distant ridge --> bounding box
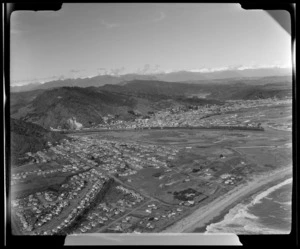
[11,67,292,92]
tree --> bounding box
[128,110,135,115]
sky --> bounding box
[10,3,292,86]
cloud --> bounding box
[152,11,166,23]
[109,67,125,76]
[187,64,292,73]
[141,64,151,74]
[96,68,107,75]
[134,64,164,75]
[135,64,151,74]
[11,75,70,86]
[100,19,121,29]
[70,69,82,73]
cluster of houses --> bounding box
[22,148,59,164]
[92,97,284,130]
[12,167,67,185]
[11,129,182,235]
[138,204,185,231]
[108,202,185,233]
[37,178,105,235]
[11,171,32,185]
[178,200,195,206]
[14,195,69,233]
[44,191,58,202]
[77,210,110,233]
[74,185,145,234]
[219,173,241,185]
[116,185,144,201]
[63,136,179,176]
[13,193,41,209]
[13,194,43,231]
[118,169,137,177]
[13,134,179,187]
[33,200,69,229]
[12,168,109,235]
[15,210,33,232]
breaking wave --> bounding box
[204,178,292,234]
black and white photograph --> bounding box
[6,2,295,246]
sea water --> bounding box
[204,178,292,234]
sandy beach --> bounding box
[161,166,292,233]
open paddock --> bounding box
[11,174,67,199]
[154,179,209,205]
[235,147,292,170]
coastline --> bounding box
[161,166,292,233]
[192,175,292,233]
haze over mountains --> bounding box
[11,67,292,92]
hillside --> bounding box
[12,87,139,129]
[10,89,45,116]
[11,86,182,129]
[204,81,292,100]
[117,78,292,101]
[109,80,203,96]
[10,77,292,130]
[10,118,66,166]
[10,83,223,130]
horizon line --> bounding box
[11,65,292,87]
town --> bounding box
[11,97,292,235]
[57,97,291,131]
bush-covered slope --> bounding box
[10,118,67,166]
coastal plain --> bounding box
[10,101,292,235]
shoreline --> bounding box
[192,175,293,233]
[161,166,292,233]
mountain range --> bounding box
[11,67,292,92]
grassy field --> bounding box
[11,175,67,199]
[235,147,292,169]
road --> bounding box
[233,145,277,149]
[108,174,173,207]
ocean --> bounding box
[202,178,292,234]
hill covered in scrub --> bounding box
[11,87,137,129]
[10,84,222,130]
[10,118,67,166]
